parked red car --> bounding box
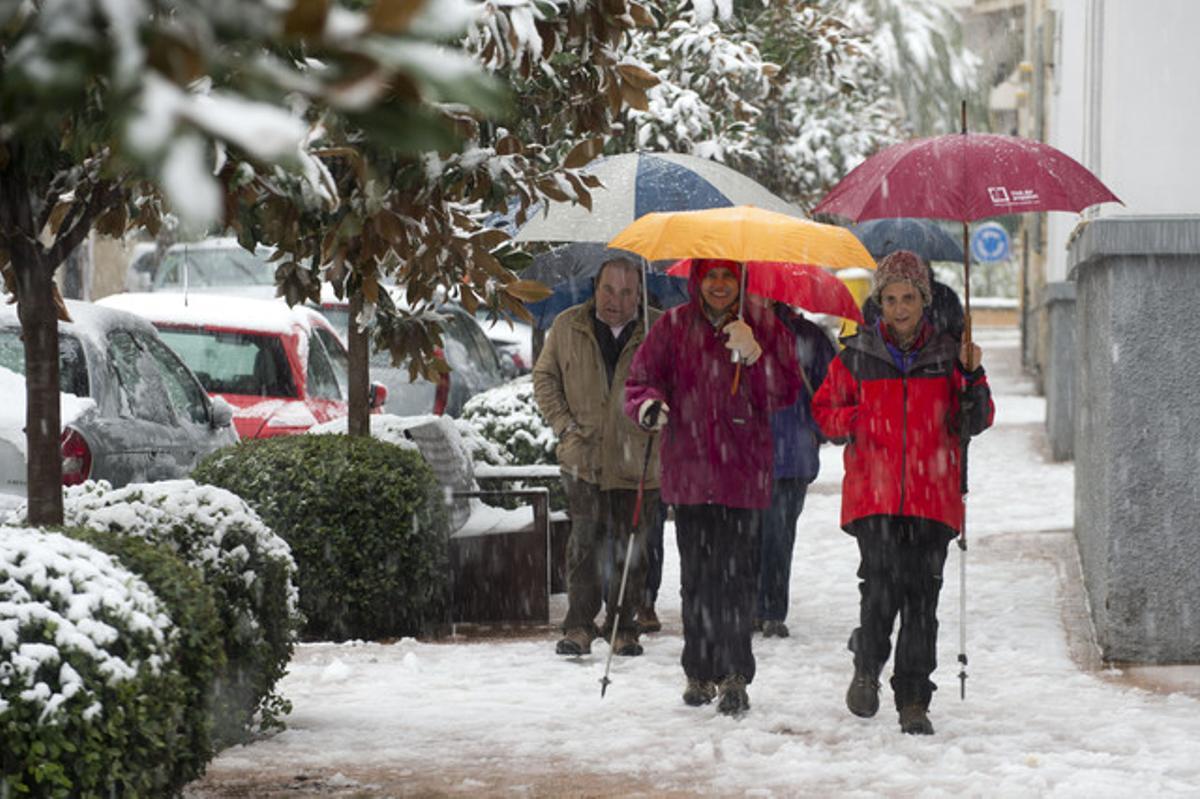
[98,293,386,439]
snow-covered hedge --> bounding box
[460,376,556,467]
[194,434,449,641]
[10,480,304,747]
[1,527,217,796]
[460,377,565,511]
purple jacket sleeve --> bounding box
[750,313,801,414]
[624,315,670,422]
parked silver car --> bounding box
[0,300,238,498]
[315,298,508,417]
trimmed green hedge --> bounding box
[1,526,217,797]
[194,434,450,641]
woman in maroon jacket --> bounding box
[625,259,800,716]
[813,250,994,735]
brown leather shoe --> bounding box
[637,605,662,633]
[612,629,644,657]
[555,627,593,656]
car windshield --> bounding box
[155,327,296,398]
[0,327,89,396]
[154,246,275,289]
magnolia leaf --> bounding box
[628,2,656,27]
[536,177,571,203]
[94,204,128,239]
[284,0,330,37]
[619,80,649,112]
[503,279,552,303]
[47,201,72,235]
[362,271,380,305]
[562,137,604,169]
[368,0,426,33]
[470,228,509,251]
[495,134,523,156]
[563,172,591,211]
[616,63,660,91]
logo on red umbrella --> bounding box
[988,186,1041,207]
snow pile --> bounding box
[0,527,173,721]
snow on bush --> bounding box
[459,376,556,466]
[0,527,198,795]
[11,479,304,746]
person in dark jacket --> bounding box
[861,259,964,338]
[625,259,800,717]
[755,303,835,638]
[813,250,994,735]
[534,257,662,658]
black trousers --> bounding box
[847,516,954,709]
[675,504,760,684]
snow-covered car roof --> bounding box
[0,298,164,351]
[97,292,334,335]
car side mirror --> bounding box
[210,396,234,428]
[368,381,389,411]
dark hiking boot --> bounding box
[846,668,881,718]
[555,627,593,656]
[898,704,934,735]
[717,675,750,717]
[637,605,662,633]
[762,620,790,638]
[613,629,644,657]
[682,679,717,707]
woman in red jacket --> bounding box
[813,250,993,735]
[625,258,800,717]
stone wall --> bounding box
[1069,216,1200,663]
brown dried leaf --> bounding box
[616,62,660,91]
[368,0,425,33]
[503,279,553,303]
[47,201,72,235]
[619,80,649,112]
[563,137,604,169]
[283,0,330,37]
[495,135,524,156]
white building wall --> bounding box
[1044,0,1200,282]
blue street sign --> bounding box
[970,222,1010,262]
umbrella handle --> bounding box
[731,362,741,395]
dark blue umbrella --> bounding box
[849,217,964,263]
[526,272,689,330]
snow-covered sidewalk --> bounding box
[188,328,1200,798]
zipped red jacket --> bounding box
[813,325,994,534]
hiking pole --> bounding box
[600,432,656,698]
[957,320,974,700]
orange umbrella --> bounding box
[610,206,875,393]
[607,205,875,269]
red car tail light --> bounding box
[61,427,93,486]
[433,347,450,416]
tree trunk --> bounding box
[346,290,370,437]
[0,163,64,526]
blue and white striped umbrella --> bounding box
[512,151,804,243]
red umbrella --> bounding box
[812,133,1120,223]
[813,107,1121,342]
[666,258,864,324]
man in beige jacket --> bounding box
[533,256,662,657]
